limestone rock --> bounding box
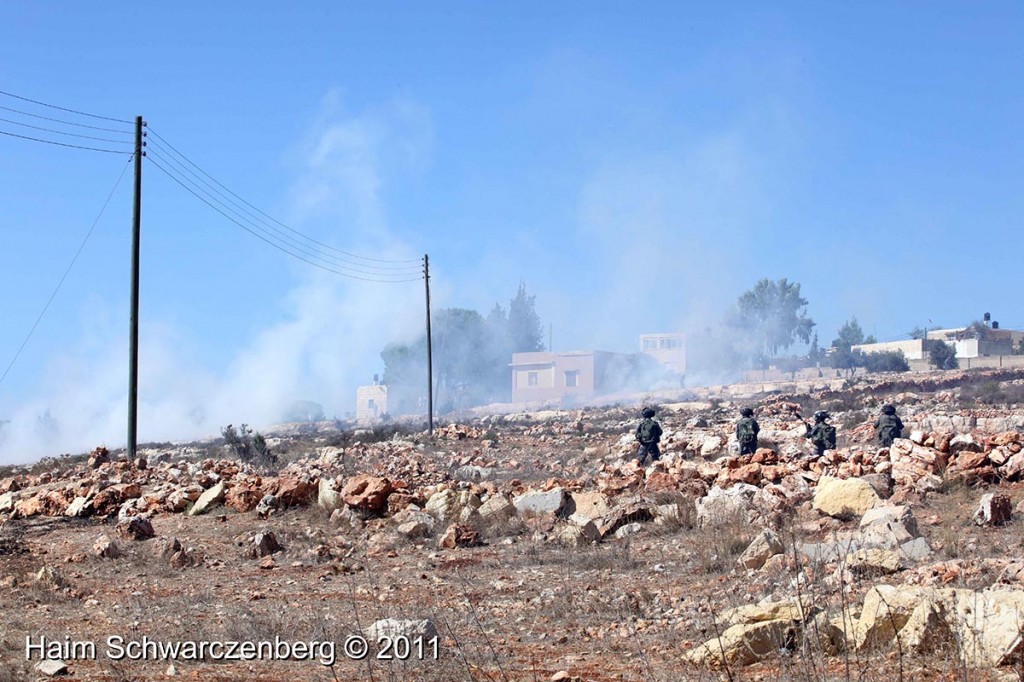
[513,488,571,517]
[696,484,757,528]
[365,618,438,641]
[738,529,784,570]
[477,494,517,526]
[35,660,68,676]
[846,548,902,576]
[859,505,920,549]
[812,476,879,520]
[187,482,226,516]
[93,535,121,559]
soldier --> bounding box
[805,410,837,458]
[635,406,663,465]
[736,407,760,455]
[874,404,904,447]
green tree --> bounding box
[833,318,865,348]
[732,278,815,358]
[863,350,909,373]
[929,340,958,370]
[508,282,544,352]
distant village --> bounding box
[355,320,1024,423]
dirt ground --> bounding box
[3,370,1024,682]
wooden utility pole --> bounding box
[127,116,144,462]
[423,254,433,435]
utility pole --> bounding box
[423,254,433,435]
[127,115,144,462]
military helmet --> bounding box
[814,410,829,422]
[882,404,896,415]
[740,407,754,417]
[642,407,656,418]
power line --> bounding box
[145,145,422,275]
[0,88,132,124]
[0,115,132,144]
[0,104,133,134]
[146,126,421,265]
[0,154,136,387]
[146,149,423,279]
[147,155,423,283]
[0,128,131,154]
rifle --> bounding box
[794,412,812,433]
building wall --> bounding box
[851,340,929,360]
[510,351,599,403]
[355,385,388,423]
[639,333,686,374]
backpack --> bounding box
[877,414,899,443]
[637,418,659,444]
[737,418,757,445]
[822,424,837,450]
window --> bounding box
[527,371,538,386]
[643,339,657,350]
[565,370,579,387]
[659,338,681,349]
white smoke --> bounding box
[0,93,430,464]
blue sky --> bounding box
[0,2,1022,460]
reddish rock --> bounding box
[729,463,762,486]
[88,446,110,469]
[386,491,419,515]
[116,516,155,541]
[935,433,953,454]
[644,471,681,492]
[990,431,1021,448]
[438,523,482,549]
[952,450,988,471]
[340,474,394,512]
[973,493,1012,526]
[751,448,779,465]
[225,484,262,513]
[273,478,316,507]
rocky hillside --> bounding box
[3,369,1024,681]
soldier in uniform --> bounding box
[874,404,904,447]
[736,407,760,455]
[805,410,837,458]
[635,406,663,465]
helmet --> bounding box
[882,404,896,415]
[814,410,829,422]
[740,407,754,417]
[642,407,656,418]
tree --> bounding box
[968,320,991,340]
[830,345,866,376]
[508,282,544,352]
[833,318,865,349]
[864,335,878,344]
[732,278,815,358]
[929,340,958,370]
[863,350,909,373]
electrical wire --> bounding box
[146,149,422,279]
[146,126,421,265]
[0,88,132,124]
[147,155,423,283]
[0,115,132,144]
[0,104,133,134]
[0,154,136,387]
[145,145,422,275]
[0,128,131,154]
